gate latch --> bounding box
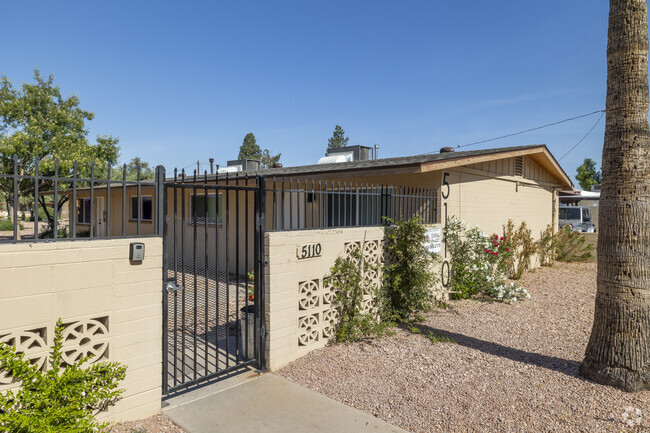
[165,282,184,293]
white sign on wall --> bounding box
[424,227,442,254]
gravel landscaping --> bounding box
[278,262,650,433]
[107,414,186,433]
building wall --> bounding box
[69,186,157,237]
[0,238,162,422]
[264,226,444,371]
[441,167,556,239]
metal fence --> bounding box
[267,177,437,231]
[162,169,265,394]
[0,155,162,243]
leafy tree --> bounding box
[580,0,650,392]
[0,69,120,232]
[238,133,262,160]
[237,133,281,169]
[112,157,155,181]
[261,149,281,169]
[327,125,349,151]
[575,158,602,191]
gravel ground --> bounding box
[107,414,186,433]
[278,262,650,433]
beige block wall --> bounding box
[264,225,444,371]
[264,227,384,371]
[0,238,162,423]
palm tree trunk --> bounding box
[580,0,650,391]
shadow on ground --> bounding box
[407,323,583,379]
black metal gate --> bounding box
[161,171,265,395]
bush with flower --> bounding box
[444,217,529,302]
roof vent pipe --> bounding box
[209,158,214,174]
[374,144,379,160]
[440,147,455,153]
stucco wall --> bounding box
[0,238,162,422]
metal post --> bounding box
[12,155,18,242]
[89,163,94,239]
[158,165,169,394]
[107,163,111,238]
[122,164,127,237]
[255,176,267,370]
[34,157,39,240]
[72,162,77,239]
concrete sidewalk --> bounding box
[164,372,409,433]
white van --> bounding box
[558,205,596,233]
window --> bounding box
[77,198,91,224]
[130,196,153,221]
[326,187,392,227]
[190,194,223,225]
[559,207,581,221]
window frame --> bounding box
[189,193,223,225]
[77,198,91,225]
[129,195,154,222]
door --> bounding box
[95,197,105,238]
[162,175,265,394]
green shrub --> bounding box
[537,224,559,266]
[0,219,24,231]
[444,217,529,302]
[0,319,127,432]
[39,226,69,239]
[29,206,52,222]
[383,217,440,321]
[503,219,536,279]
[325,248,390,342]
[555,225,595,262]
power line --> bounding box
[557,111,605,161]
[421,110,605,154]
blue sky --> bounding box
[2,1,610,186]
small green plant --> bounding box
[247,269,255,302]
[0,319,127,432]
[39,226,69,239]
[383,217,440,322]
[407,324,421,334]
[555,225,595,262]
[0,218,24,231]
[427,331,455,344]
[325,248,389,342]
[503,219,536,279]
[537,224,559,266]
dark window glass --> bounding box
[191,194,222,224]
[566,208,581,220]
[131,196,153,221]
[77,198,91,224]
